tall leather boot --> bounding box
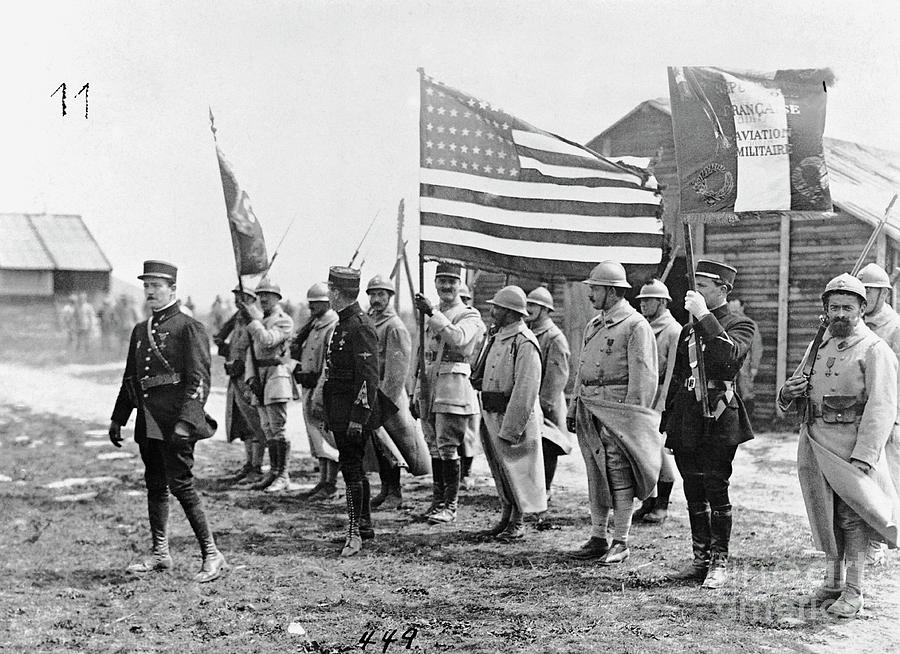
[226,440,255,482]
[309,459,339,500]
[237,440,265,486]
[381,465,403,510]
[644,481,674,524]
[429,458,460,524]
[251,441,279,490]
[180,495,226,583]
[359,476,375,540]
[632,495,656,521]
[370,457,393,508]
[671,502,710,580]
[128,495,173,573]
[703,504,732,589]
[497,506,525,542]
[420,458,445,518]
[266,440,292,493]
[341,481,363,557]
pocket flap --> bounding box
[822,395,858,410]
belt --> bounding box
[139,373,182,390]
[425,351,468,363]
[255,358,285,368]
[683,379,735,391]
[581,378,628,387]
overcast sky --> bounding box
[3,0,898,306]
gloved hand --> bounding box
[229,360,245,379]
[348,421,363,438]
[409,395,420,420]
[684,290,710,320]
[248,377,263,400]
[239,300,264,322]
[414,293,433,317]
[565,416,576,433]
[108,421,123,448]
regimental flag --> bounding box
[668,66,833,215]
[213,134,269,278]
[418,72,663,280]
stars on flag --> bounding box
[419,80,520,179]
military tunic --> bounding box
[531,316,572,454]
[479,321,547,513]
[244,304,296,406]
[292,309,340,461]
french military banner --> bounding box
[668,66,833,214]
[418,70,663,280]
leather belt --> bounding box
[425,351,468,363]
[255,358,284,368]
[140,373,182,390]
[581,378,628,387]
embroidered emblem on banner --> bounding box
[691,163,734,206]
[791,155,829,202]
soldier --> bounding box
[457,283,481,489]
[524,286,572,502]
[414,263,487,524]
[108,260,225,583]
[727,298,763,420]
[240,277,298,493]
[323,266,382,556]
[634,279,682,524]
[366,275,413,510]
[214,285,266,485]
[856,262,900,567]
[475,286,546,540]
[664,260,755,589]
[566,261,661,565]
[779,273,899,617]
[291,282,341,500]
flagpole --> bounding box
[682,220,712,418]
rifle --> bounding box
[659,245,682,283]
[800,193,897,423]
[348,210,381,268]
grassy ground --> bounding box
[2,402,898,653]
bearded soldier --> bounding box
[414,263,487,524]
[664,260,755,589]
[291,283,341,501]
[525,286,572,502]
[323,266,382,556]
[566,261,661,565]
[779,274,899,617]
[634,279,682,524]
[366,274,413,510]
[856,262,900,567]
[476,286,546,541]
[109,260,225,583]
[241,278,298,493]
[214,285,266,485]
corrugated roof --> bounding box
[0,214,55,269]
[594,99,900,238]
[0,214,111,272]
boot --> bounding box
[181,496,226,583]
[543,452,558,497]
[670,502,710,580]
[236,441,265,486]
[341,481,363,557]
[794,586,843,609]
[237,465,264,486]
[496,507,525,542]
[826,588,863,618]
[702,505,732,589]
[644,481,674,524]
[309,459,338,501]
[428,458,459,524]
[632,497,656,522]
[598,539,630,565]
[478,504,512,538]
[359,476,375,540]
[420,458,445,518]
[250,441,279,490]
[265,440,292,493]
[460,456,475,491]
[128,496,173,573]
[300,457,328,498]
[225,462,253,484]
[370,463,392,508]
[568,537,608,560]
[866,539,887,567]
[372,465,402,510]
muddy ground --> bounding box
[1,349,899,653]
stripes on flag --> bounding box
[419,73,663,280]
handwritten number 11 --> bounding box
[52,83,89,118]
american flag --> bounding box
[418,72,663,280]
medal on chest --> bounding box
[605,338,615,355]
[824,356,836,376]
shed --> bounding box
[587,99,900,425]
[0,214,112,297]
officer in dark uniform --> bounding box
[663,259,755,590]
[108,260,226,583]
[323,266,382,557]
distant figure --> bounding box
[209,295,228,333]
[184,296,196,316]
[727,298,762,420]
[60,295,77,346]
[116,295,143,350]
[97,296,120,350]
[74,293,97,353]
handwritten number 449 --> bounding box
[358,627,418,652]
[52,83,89,118]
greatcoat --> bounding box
[479,321,547,513]
[649,309,681,414]
[866,302,900,492]
[220,313,264,443]
[292,309,340,460]
[530,316,573,454]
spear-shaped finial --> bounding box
[209,107,217,141]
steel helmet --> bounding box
[526,286,555,311]
[306,282,330,303]
[856,263,891,289]
[366,274,395,294]
[487,285,528,316]
[254,277,282,298]
[636,279,672,301]
[582,261,631,288]
[459,283,472,300]
[822,273,867,304]
[231,284,257,300]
